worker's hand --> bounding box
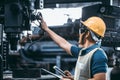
[40,16,49,31]
[61,76,74,80]
[61,70,74,80]
[61,78,72,80]
[64,70,72,76]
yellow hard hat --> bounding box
[81,16,106,37]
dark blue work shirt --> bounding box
[71,43,108,77]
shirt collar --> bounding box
[81,43,100,55]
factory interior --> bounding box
[0,0,120,80]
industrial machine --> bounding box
[0,0,120,80]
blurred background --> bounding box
[0,0,120,80]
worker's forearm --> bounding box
[45,28,72,54]
[45,28,69,46]
[40,18,72,55]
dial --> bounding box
[100,6,106,13]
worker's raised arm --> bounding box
[40,17,72,55]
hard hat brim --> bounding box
[80,20,104,37]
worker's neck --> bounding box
[83,41,95,48]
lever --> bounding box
[53,66,66,76]
[41,68,62,79]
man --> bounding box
[40,16,108,80]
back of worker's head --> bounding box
[80,16,106,42]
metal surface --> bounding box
[44,0,109,4]
[41,68,62,79]
[44,0,110,8]
[53,66,65,76]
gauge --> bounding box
[100,6,106,13]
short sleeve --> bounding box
[91,49,108,77]
[70,46,82,57]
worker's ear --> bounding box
[85,31,90,38]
